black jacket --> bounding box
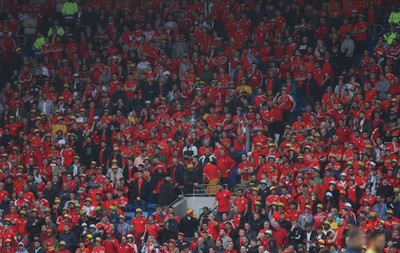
[302,78,318,98]
[244,229,257,240]
[227,228,239,242]
[97,147,112,168]
[163,218,179,241]
[170,164,185,186]
[377,185,394,199]
[157,182,178,206]
[249,218,265,232]
[59,231,78,252]
[288,226,305,246]
[178,216,199,237]
[26,216,43,237]
[358,118,372,135]
[80,141,97,166]
[304,230,318,244]
[248,246,259,253]
[131,178,150,199]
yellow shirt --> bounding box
[326,220,339,230]
[237,85,252,97]
[52,123,67,135]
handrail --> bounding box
[169,187,185,208]
[188,183,228,196]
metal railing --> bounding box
[168,187,185,207]
[188,183,228,196]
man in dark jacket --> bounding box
[80,136,97,166]
[59,223,78,252]
[97,141,112,168]
[157,177,178,206]
[178,208,198,237]
[32,241,45,253]
[26,208,44,242]
[249,213,265,232]
[131,170,149,211]
[288,220,305,246]
[302,72,318,106]
[170,158,185,187]
[163,212,179,242]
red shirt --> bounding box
[354,21,367,41]
[131,216,147,234]
[233,197,248,213]
[203,163,219,180]
[102,238,119,253]
[215,189,232,212]
[314,212,328,227]
[217,156,236,178]
[147,223,161,239]
[118,243,135,253]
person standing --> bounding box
[157,177,178,206]
[340,33,355,70]
[26,208,44,242]
[212,183,232,221]
[38,93,54,115]
[178,208,198,238]
[131,170,149,211]
[61,0,78,27]
[276,87,296,124]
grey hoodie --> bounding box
[341,38,355,57]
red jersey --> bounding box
[215,189,232,212]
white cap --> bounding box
[329,181,336,185]
[325,192,333,197]
[344,203,352,208]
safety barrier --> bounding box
[189,183,228,196]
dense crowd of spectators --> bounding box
[0,0,400,253]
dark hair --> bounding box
[369,230,384,240]
[268,238,278,253]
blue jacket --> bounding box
[373,203,388,220]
